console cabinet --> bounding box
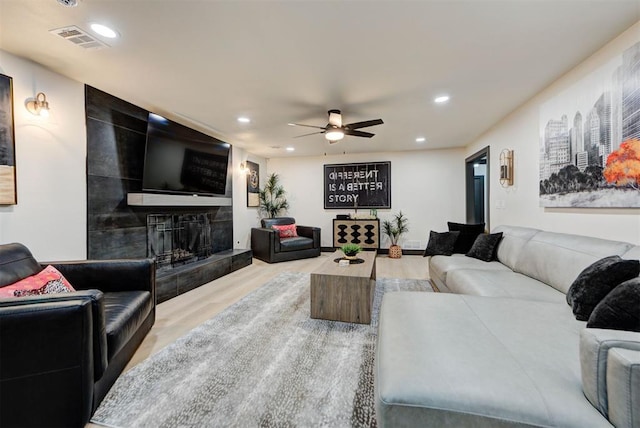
[333,219,380,250]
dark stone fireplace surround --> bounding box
[85,86,251,303]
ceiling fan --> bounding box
[289,109,383,144]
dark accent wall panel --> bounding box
[85,85,234,261]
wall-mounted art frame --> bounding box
[246,160,259,207]
[0,74,16,205]
[324,161,391,209]
[539,40,640,208]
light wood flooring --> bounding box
[86,253,428,427]
[126,253,429,371]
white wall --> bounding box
[267,149,466,249]
[466,22,640,245]
[0,50,86,260]
[232,145,267,249]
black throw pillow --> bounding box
[423,231,460,257]
[587,277,640,332]
[447,222,485,254]
[566,256,640,321]
[466,232,503,262]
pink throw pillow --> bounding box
[272,223,298,238]
[0,265,76,298]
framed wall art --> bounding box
[324,161,391,209]
[246,160,259,207]
[539,40,640,208]
[0,74,16,205]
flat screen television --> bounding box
[142,113,231,197]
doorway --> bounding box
[465,146,490,230]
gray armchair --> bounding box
[251,217,321,263]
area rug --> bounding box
[91,272,432,428]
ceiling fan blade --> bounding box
[328,109,342,127]
[344,129,375,138]
[288,123,326,130]
[344,119,384,130]
[294,131,325,138]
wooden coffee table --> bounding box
[310,250,377,324]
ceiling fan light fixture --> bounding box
[325,129,344,142]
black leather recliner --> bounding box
[251,217,321,263]
[0,243,155,428]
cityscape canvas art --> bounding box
[539,41,640,208]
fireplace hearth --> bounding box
[147,213,213,271]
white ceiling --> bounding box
[1,0,639,158]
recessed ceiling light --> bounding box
[286,147,295,152]
[416,137,426,143]
[90,23,118,39]
[434,95,450,104]
[237,117,250,123]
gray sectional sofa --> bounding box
[376,225,640,427]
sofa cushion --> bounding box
[377,293,609,427]
[587,277,640,332]
[566,256,639,321]
[514,231,634,295]
[447,222,485,254]
[622,245,640,261]
[429,254,510,289]
[0,265,76,298]
[423,231,460,257]
[445,269,566,303]
[271,223,298,238]
[466,232,503,262]
[279,236,314,252]
[492,225,541,270]
[103,291,153,361]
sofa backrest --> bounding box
[513,232,634,295]
[0,243,42,288]
[622,245,640,261]
[261,217,295,228]
[492,225,541,271]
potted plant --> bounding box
[341,243,362,260]
[382,211,409,259]
[259,173,290,218]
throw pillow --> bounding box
[587,277,640,332]
[271,223,298,239]
[447,222,485,254]
[566,256,640,321]
[466,232,503,262]
[423,231,460,257]
[0,265,76,298]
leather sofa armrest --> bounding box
[296,225,321,248]
[251,227,280,261]
[580,328,640,417]
[44,258,156,303]
[0,297,95,426]
[0,290,108,381]
[606,347,640,428]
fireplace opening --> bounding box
[147,213,213,271]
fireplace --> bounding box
[147,213,213,271]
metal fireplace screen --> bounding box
[147,213,212,270]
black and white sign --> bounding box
[324,162,391,209]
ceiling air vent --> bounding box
[49,25,108,50]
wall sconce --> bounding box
[26,92,50,117]
[499,149,514,187]
[239,162,250,174]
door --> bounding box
[465,147,489,229]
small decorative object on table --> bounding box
[341,243,362,260]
